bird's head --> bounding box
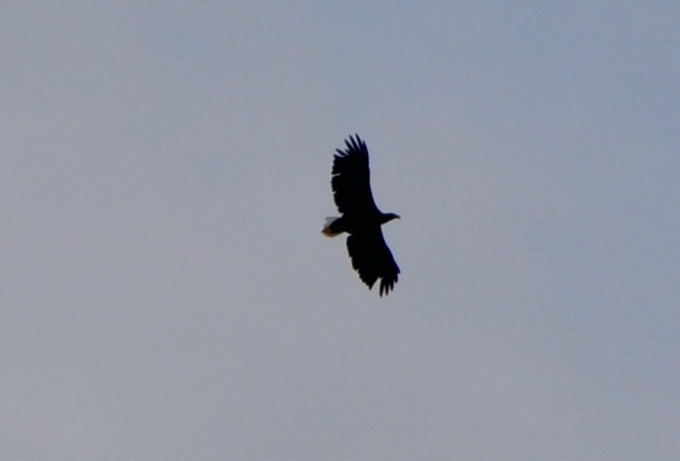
[381,212,401,225]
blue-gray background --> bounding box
[2,2,678,460]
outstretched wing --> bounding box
[346,229,400,296]
[331,134,379,217]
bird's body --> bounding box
[322,135,400,296]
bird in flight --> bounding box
[322,134,401,296]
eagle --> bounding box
[322,134,401,296]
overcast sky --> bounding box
[2,2,679,460]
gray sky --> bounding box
[2,2,679,460]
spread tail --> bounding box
[321,217,342,237]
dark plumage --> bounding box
[322,135,400,296]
